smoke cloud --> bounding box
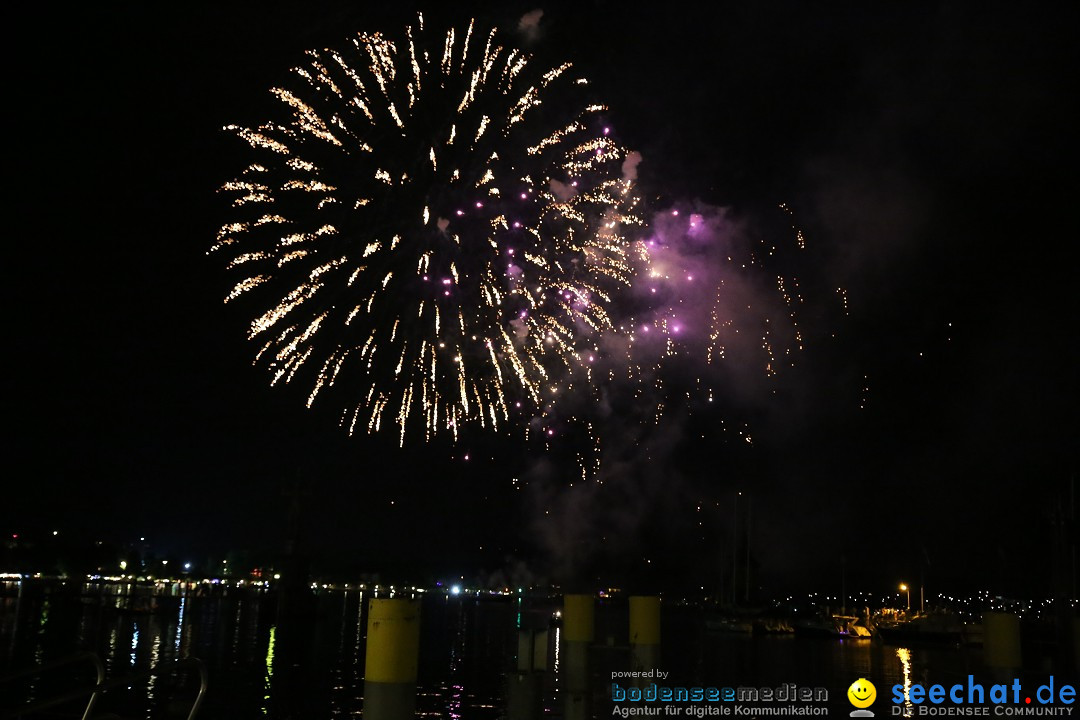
[517,9,544,43]
[525,199,844,586]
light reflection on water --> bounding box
[262,624,275,716]
[175,596,185,653]
[897,647,915,716]
[0,581,1019,719]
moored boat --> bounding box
[794,614,871,639]
[875,612,964,646]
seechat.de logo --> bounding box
[849,678,877,717]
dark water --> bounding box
[0,581,1068,719]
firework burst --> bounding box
[213,14,641,444]
[532,201,823,484]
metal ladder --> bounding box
[0,652,206,720]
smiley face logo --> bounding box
[847,678,876,709]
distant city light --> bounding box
[450,584,461,596]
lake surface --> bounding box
[0,580,1068,718]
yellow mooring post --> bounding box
[563,594,595,720]
[507,628,546,720]
[364,598,421,720]
[983,611,1022,675]
[1073,615,1080,674]
[629,595,661,680]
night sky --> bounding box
[6,3,1076,596]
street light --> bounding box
[899,583,911,611]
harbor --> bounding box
[1,577,1075,718]
[4,3,1076,718]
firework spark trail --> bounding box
[532,202,817,481]
[622,205,808,393]
[214,14,641,444]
